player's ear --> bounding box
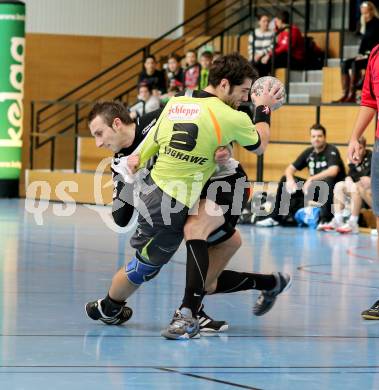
[112,118,121,131]
[220,78,230,92]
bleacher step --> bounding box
[327,58,340,67]
[289,70,323,83]
[289,82,322,96]
[343,45,359,59]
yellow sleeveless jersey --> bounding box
[138,95,260,207]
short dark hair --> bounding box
[138,82,152,93]
[88,101,134,127]
[200,50,213,60]
[257,13,270,20]
[310,123,327,136]
[144,55,156,63]
[277,10,289,24]
[168,53,181,62]
[208,52,258,88]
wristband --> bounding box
[254,105,271,125]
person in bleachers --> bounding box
[129,83,161,119]
[273,10,305,70]
[248,14,274,76]
[318,136,372,233]
[334,1,379,103]
[138,55,167,95]
[166,54,184,91]
[198,51,213,89]
[184,49,201,89]
[256,124,345,227]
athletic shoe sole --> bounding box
[162,331,201,340]
[362,314,379,320]
[200,324,229,333]
[84,303,132,325]
[254,274,292,316]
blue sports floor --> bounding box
[0,199,378,389]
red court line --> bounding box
[346,246,378,262]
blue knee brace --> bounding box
[125,256,162,285]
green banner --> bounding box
[0,2,25,179]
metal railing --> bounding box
[29,0,351,172]
[30,0,255,170]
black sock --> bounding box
[213,270,276,293]
[181,240,209,316]
[101,294,124,317]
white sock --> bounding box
[349,215,359,224]
[334,213,343,224]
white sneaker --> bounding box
[371,229,378,236]
[336,221,359,234]
[317,218,341,231]
[255,217,279,227]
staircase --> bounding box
[288,36,360,104]
[26,0,354,203]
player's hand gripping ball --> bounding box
[251,76,286,111]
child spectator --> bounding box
[138,55,167,95]
[273,10,305,70]
[184,49,201,90]
[249,14,274,76]
[166,54,184,91]
[198,51,213,89]
[129,83,161,119]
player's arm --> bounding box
[285,164,297,181]
[348,51,377,163]
[348,106,376,162]
[111,177,135,227]
[284,148,309,193]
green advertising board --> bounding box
[0,1,25,183]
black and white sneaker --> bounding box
[253,272,292,316]
[85,299,133,325]
[362,300,379,320]
[198,305,229,333]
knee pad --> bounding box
[125,255,162,285]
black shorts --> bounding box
[201,165,251,246]
[130,175,189,266]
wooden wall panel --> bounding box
[309,32,340,58]
[275,68,286,85]
[25,170,113,205]
[320,106,376,143]
[270,106,318,142]
[21,33,173,195]
[322,67,343,103]
[184,0,227,35]
[262,143,307,182]
[238,35,249,59]
[77,137,113,172]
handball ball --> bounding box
[251,76,286,111]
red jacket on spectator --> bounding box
[361,43,379,138]
[274,25,304,61]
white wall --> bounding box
[23,0,184,38]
